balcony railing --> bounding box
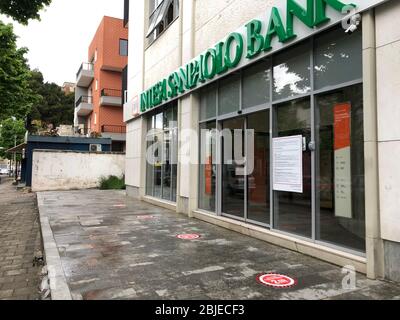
[76,62,94,78]
[101,125,127,134]
[75,96,93,107]
[101,88,122,98]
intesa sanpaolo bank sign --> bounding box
[139,0,388,114]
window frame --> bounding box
[119,39,129,56]
[196,24,365,256]
[146,0,179,46]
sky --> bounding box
[0,0,125,85]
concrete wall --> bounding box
[194,0,273,55]
[125,117,144,190]
[375,0,400,282]
[31,150,125,192]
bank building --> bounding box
[122,0,400,283]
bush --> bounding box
[99,175,126,190]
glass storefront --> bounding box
[146,102,178,202]
[198,25,365,253]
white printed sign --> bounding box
[334,103,352,218]
[273,135,303,194]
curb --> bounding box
[36,193,73,300]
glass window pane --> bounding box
[145,102,178,202]
[243,60,270,109]
[146,134,155,196]
[221,117,245,218]
[153,129,163,198]
[162,130,172,201]
[247,111,271,225]
[273,98,312,238]
[218,73,240,116]
[155,112,163,129]
[119,39,128,56]
[200,84,217,121]
[163,107,174,129]
[315,84,365,252]
[314,27,362,90]
[199,121,217,212]
[273,43,311,101]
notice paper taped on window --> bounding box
[273,135,303,194]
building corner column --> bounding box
[362,9,384,280]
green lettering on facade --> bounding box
[215,41,228,75]
[245,19,265,59]
[315,0,356,25]
[225,33,244,68]
[286,0,314,40]
[198,54,206,83]
[168,73,178,98]
[139,0,358,113]
[188,60,200,89]
[203,48,217,80]
[264,7,289,51]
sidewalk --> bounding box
[0,180,42,300]
[37,189,400,300]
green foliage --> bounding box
[99,176,126,190]
[0,0,52,25]
[0,118,26,159]
[0,20,38,122]
[28,69,74,131]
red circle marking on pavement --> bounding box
[176,234,201,240]
[256,274,297,289]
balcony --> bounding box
[75,96,93,116]
[101,125,126,142]
[100,88,123,107]
[76,63,94,87]
[101,125,126,134]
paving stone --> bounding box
[0,290,14,299]
[36,189,400,300]
[0,181,42,300]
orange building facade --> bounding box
[74,16,128,151]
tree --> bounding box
[0,0,52,25]
[28,69,75,130]
[0,21,38,122]
[0,118,26,159]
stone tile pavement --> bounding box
[37,189,400,300]
[0,179,42,300]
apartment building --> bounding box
[61,82,75,95]
[74,16,128,152]
[124,0,400,283]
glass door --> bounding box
[246,110,271,226]
[221,117,245,219]
[220,110,271,225]
[273,98,313,238]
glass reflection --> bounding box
[199,121,217,212]
[314,27,362,90]
[218,73,240,116]
[243,60,270,109]
[273,43,311,101]
[145,104,178,202]
[222,118,245,218]
[274,98,312,238]
[247,111,271,225]
[315,84,365,252]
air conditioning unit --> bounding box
[89,144,102,152]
